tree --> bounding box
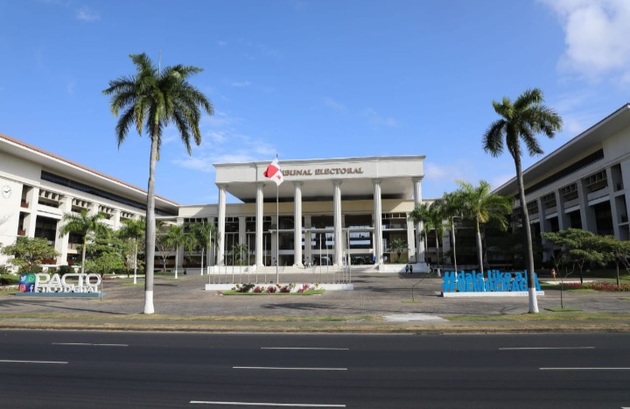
[164,224,186,279]
[542,229,603,284]
[59,210,108,274]
[409,200,447,268]
[103,53,213,314]
[442,190,467,272]
[598,235,630,289]
[455,180,511,275]
[409,202,432,258]
[1,237,58,272]
[190,222,215,275]
[542,229,604,308]
[154,222,174,273]
[118,218,145,284]
[483,88,562,313]
[85,226,126,276]
[229,242,249,266]
[388,238,408,263]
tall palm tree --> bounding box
[118,218,145,284]
[59,210,108,274]
[103,53,213,314]
[483,88,562,313]
[455,180,511,275]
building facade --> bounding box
[494,103,630,262]
[0,133,179,268]
[0,132,428,272]
[179,156,427,270]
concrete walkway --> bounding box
[1,273,629,332]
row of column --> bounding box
[215,178,426,267]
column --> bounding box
[238,216,247,265]
[412,177,425,263]
[373,179,383,265]
[217,184,227,266]
[55,195,73,265]
[24,187,39,237]
[577,179,595,233]
[537,197,550,263]
[255,183,264,267]
[304,215,312,266]
[293,182,303,267]
[555,190,568,231]
[333,180,343,266]
[605,167,621,239]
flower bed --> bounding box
[557,281,630,292]
[228,282,321,294]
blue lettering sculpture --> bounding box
[442,270,541,293]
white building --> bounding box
[0,133,178,269]
[180,156,427,271]
[493,103,630,261]
[1,132,428,272]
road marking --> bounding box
[500,346,595,350]
[0,359,68,365]
[261,347,349,351]
[53,342,128,347]
[190,401,345,407]
[234,366,347,371]
[540,367,630,371]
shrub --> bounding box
[58,265,75,276]
[589,281,630,292]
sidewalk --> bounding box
[1,273,629,333]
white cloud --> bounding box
[230,80,251,87]
[76,6,99,22]
[540,0,630,81]
[322,97,346,113]
[364,108,398,128]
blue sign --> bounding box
[442,270,541,293]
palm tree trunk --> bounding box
[476,220,484,275]
[143,133,158,314]
[515,157,539,313]
[81,237,87,274]
[175,245,179,279]
[200,247,205,275]
[133,242,138,285]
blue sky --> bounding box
[1,0,630,205]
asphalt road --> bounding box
[1,331,630,408]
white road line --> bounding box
[52,342,128,347]
[261,347,349,351]
[190,401,345,407]
[234,366,347,371]
[540,367,630,371]
[500,346,595,351]
[0,359,68,365]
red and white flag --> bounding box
[263,157,284,186]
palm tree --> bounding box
[441,191,466,273]
[103,53,213,314]
[388,238,408,263]
[409,200,446,268]
[164,224,186,279]
[455,180,511,275]
[59,210,108,274]
[190,222,215,275]
[483,88,562,313]
[118,218,145,284]
[230,242,249,266]
[409,202,432,257]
